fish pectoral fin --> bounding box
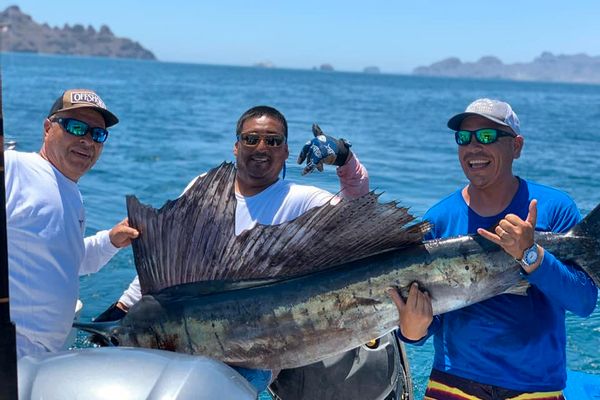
[502,280,530,296]
[73,321,120,346]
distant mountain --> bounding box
[0,5,155,60]
[413,52,600,84]
[254,61,275,68]
[363,66,380,74]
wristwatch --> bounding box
[516,243,539,268]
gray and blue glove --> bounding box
[297,123,352,175]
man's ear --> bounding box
[513,135,524,159]
[43,118,52,138]
[233,141,239,157]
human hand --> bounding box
[477,200,543,272]
[297,123,352,175]
[109,218,139,248]
[387,282,432,341]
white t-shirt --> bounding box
[118,178,334,307]
[234,178,333,235]
[4,151,119,357]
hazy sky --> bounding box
[3,0,600,73]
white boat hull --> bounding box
[18,347,257,399]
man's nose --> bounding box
[255,137,270,150]
[469,140,484,149]
[79,132,95,145]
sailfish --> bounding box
[79,162,600,370]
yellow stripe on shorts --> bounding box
[425,378,564,400]
[506,391,563,400]
[425,379,484,400]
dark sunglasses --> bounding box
[455,128,516,146]
[52,117,109,144]
[238,133,286,147]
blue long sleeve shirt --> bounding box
[402,178,598,392]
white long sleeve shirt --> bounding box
[5,151,119,357]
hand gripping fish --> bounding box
[77,163,600,370]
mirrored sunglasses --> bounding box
[52,117,109,144]
[455,128,516,146]
[238,133,286,147]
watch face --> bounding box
[525,248,538,264]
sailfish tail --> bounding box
[568,203,600,287]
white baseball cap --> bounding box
[447,98,521,135]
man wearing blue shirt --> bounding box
[389,98,598,399]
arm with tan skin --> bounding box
[478,199,597,316]
[387,283,434,341]
[477,199,542,273]
[80,218,139,276]
[108,218,140,248]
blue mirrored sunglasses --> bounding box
[52,117,109,143]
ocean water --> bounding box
[2,52,599,398]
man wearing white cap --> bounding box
[4,89,139,357]
[389,99,598,399]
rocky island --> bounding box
[413,52,600,84]
[0,5,155,60]
[319,64,335,71]
[363,66,380,74]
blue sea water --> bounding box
[2,52,599,398]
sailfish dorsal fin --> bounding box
[127,162,237,294]
[127,162,430,295]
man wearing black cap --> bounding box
[112,105,369,316]
[96,105,383,394]
[389,98,598,399]
[4,89,139,357]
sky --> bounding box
[3,0,600,73]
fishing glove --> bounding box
[297,123,352,175]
